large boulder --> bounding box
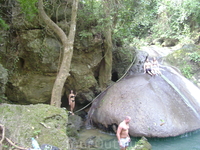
[89,66,200,137]
[0,104,69,149]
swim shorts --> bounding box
[119,137,130,148]
[146,68,151,72]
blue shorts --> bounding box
[119,137,130,148]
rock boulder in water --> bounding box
[89,66,200,137]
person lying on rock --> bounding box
[143,58,155,76]
[68,90,77,115]
[116,116,131,150]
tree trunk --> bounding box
[99,0,113,89]
[38,0,79,107]
[99,28,113,89]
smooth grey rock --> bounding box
[89,66,200,137]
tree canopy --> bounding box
[76,0,200,46]
[14,0,200,46]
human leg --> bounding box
[147,71,153,76]
[120,147,125,150]
[145,69,152,76]
[71,102,75,114]
[147,70,154,76]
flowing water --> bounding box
[79,128,200,150]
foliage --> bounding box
[0,18,9,30]
[78,0,157,45]
[181,62,193,79]
[188,52,200,63]
[102,0,200,46]
[79,30,93,40]
[17,0,38,20]
[67,0,200,46]
[33,129,41,138]
[77,0,104,37]
[0,96,7,103]
[4,0,200,47]
[115,0,157,38]
[151,0,200,39]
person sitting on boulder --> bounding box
[151,57,161,75]
[143,58,155,76]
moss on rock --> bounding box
[165,44,200,87]
[129,137,152,150]
[0,104,69,149]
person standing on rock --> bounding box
[116,116,131,150]
[68,90,76,115]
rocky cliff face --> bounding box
[0,0,135,106]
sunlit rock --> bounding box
[89,66,200,137]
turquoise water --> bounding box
[79,129,200,150]
[148,130,200,150]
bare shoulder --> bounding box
[118,121,125,128]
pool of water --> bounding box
[149,130,200,150]
[78,128,200,150]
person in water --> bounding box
[116,116,131,150]
[68,90,77,115]
[143,58,155,76]
[151,57,161,75]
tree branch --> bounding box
[0,124,27,150]
[6,137,27,150]
[0,124,5,144]
[38,0,68,45]
[68,0,79,42]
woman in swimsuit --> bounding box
[68,90,76,115]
